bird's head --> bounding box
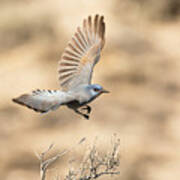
[88,84,109,98]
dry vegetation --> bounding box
[37,135,120,180]
[0,0,180,179]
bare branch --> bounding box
[65,134,120,180]
[36,135,120,180]
[37,137,86,180]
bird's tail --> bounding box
[12,89,66,113]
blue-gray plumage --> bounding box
[12,15,108,119]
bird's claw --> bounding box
[81,105,91,114]
[83,114,89,120]
[74,108,90,120]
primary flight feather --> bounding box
[12,15,109,119]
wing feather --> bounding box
[77,27,88,46]
[58,14,105,91]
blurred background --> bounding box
[0,0,180,179]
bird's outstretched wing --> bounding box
[58,14,105,91]
[12,89,74,113]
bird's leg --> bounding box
[74,109,89,120]
[81,105,91,114]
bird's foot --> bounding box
[74,109,90,120]
[83,114,89,120]
[81,105,91,114]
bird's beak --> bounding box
[101,89,110,93]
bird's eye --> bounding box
[94,88,100,92]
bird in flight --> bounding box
[12,14,109,119]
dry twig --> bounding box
[65,134,120,180]
[36,138,86,180]
[35,135,120,180]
